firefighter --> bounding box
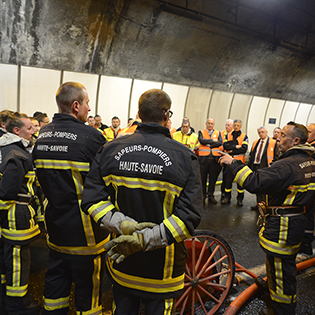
[0,112,42,315]
[81,89,202,315]
[33,82,107,315]
[222,119,249,206]
[198,118,222,204]
[219,121,315,315]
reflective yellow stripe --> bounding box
[72,169,95,246]
[270,288,296,304]
[35,159,90,172]
[283,183,315,204]
[259,226,300,255]
[225,188,232,192]
[91,255,101,311]
[163,243,175,280]
[88,200,115,223]
[164,299,174,315]
[1,274,6,284]
[106,258,184,293]
[6,284,28,297]
[163,215,191,242]
[235,166,253,186]
[1,225,41,241]
[9,204,16,230]
[76,305,103,315]
[274,257,283,295]
[47,235,109,255]
[237,189,244,193]
[279,216,288,245]
[44,296,69,311]
[163,192,175,219]
[103,175,182,196]
[25,170,36,196]
[0,199,13,210]
[13,246,21,288]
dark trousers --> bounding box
[223,166,244,201]
[266,253,297,315]
[42,249,105,314]
[302,209,314,244]
[2,242,32,312]
[199,155,221,198]
[113,284,175,315]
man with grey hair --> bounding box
[248,126,279,210]
[222,119,249,206]
[198,118,222,203]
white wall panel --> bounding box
[229,93,253,135]
[247,96,270,149]
[185,87,212,132]
[264,99,285,134]
[63,71,99,117]
[98,76,132,128]
[208,90,233,132]
[162,83,188,130]
[129,80,162,123]
[295,103,312,125]
[20,66,61,119]
[279,101,299,128]
[307,105,315,124]
[0,64,18,111]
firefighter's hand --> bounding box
[218,151,234,166]
[105,233,144,264]
[120,221,156,235]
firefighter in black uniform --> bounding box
[0,112,42,315]
[219,121,315,315]
[299,123,315,255]
[81,89,202,315]
[33,82,107,315]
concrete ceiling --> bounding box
[1,0,315,103]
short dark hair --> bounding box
[35,113,48,123]
[138,89,171,123]
[56,82,86,114]
[112,116,120,121]
[87,115,94,120]
[6,112,29,133]
[287,121,308,144]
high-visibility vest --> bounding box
[103,127,121,141]
[117,124,138,138]
[309,140,315,147]
[251,137,276,166]
[173,131,200,151]
[219,130,228,152]
[199,129,221,156]
[227,132,246,162]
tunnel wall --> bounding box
[1,62,314,145]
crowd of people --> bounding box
[0,81,314,315]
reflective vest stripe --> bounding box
[106,258,185,293]
[88,200,115,224]
[283,183,315,204]
[1,225,41,241]
[199,129,221,156]
[227,132,247,162]
[270,288,296,304]
[6,284,28,297]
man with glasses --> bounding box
[82,88,202,315]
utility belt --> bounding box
[256,202,305,226]
[15,194,37,205]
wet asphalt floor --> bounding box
[28,185,315,314]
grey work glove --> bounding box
[100,211,155,235]
[105,223,169,264]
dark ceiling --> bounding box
[1,0,315,103]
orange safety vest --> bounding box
[251,137,276,166]
[117,124,138,138]
[199,129,221,156]
[309,140,315,147]
[227,132,246,162]
[219,130,228,152]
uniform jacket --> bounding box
[173,130,200,152]
[248,137,279,169]
[230,144,315,257]
[223,130,249,162]
[81,123,202,298]
[33,113,108,255]
[0,133,41,245]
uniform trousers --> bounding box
[42,249,105,315]
[112,284,175,315]
[266,253,297,315]
[301,209,314,244]
[223,166,244,201]
[2,241,32,312]
[199,155,221,198]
